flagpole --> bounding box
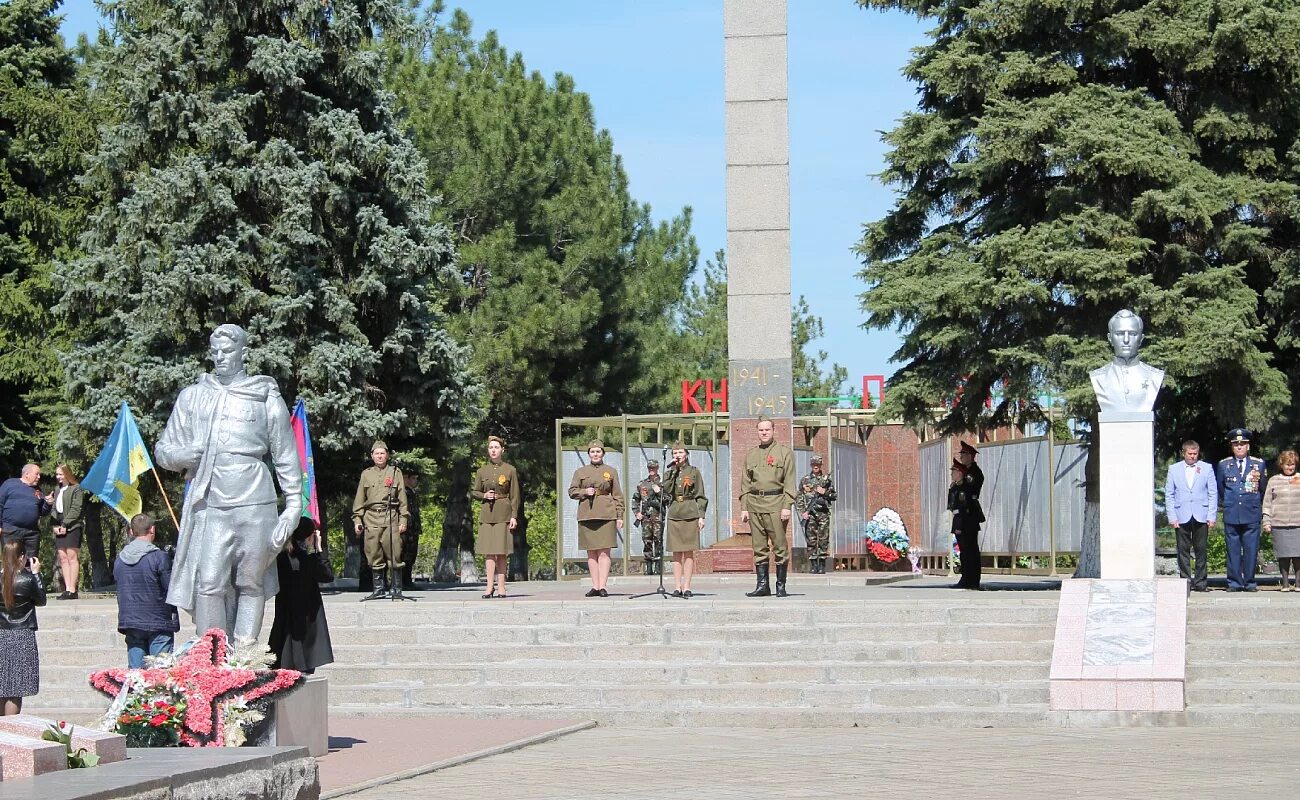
[152,468,181,530]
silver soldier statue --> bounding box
[155,324,302,645]
[1089,309,1164,413]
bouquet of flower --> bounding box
[90,629,303,748]
[862,507,910,561]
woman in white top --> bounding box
[49,465,87,600]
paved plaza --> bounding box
[345,725,1300,799]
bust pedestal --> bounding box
[1097,410,1156,580]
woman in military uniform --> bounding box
[664,443,708,598]
[472,436,520,598]
[567,440,624,597]
[948,459,985,590]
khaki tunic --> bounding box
[569,463,624,551]
[664,464,708,553]
[352,465,409,570]
[472,461,521,555]
[741,442,796,565]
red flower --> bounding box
[867,540,901,564]
[766,454,775,466]
[384,477,393,487]
[150,714,169,727]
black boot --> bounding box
[363,571,389,601]
[776,563,789,597]
[745,563,771,597]
[818,557,827,574]
[811,558,821,575]
[390,567,405,600]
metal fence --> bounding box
[919,436,1087,565]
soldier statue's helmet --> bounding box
[959,440,979,456]
[371,440,389,454]
[810,454,824,465]
[1227,428,1252,444]
[646,459,660,469]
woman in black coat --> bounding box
[0,542,46,714]
[268,522,334,674]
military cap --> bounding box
[1227,428,1252,444]
[959,441,979,456]
[371,440,389,453]
[810,454,824,465]
[646,459,660,468]
[587,439,605,451]
[487,434,506,447]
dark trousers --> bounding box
[1175,519,1209,590]
[954,520,981,588]
[2,529,38,558]
[1224,521,1261,589]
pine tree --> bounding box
[857,0,1300,454]
[57,0,473,477]
[0,0,92,471]
[385,9,697,577]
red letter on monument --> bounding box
[681,380,703,413]
[704,379,728,412]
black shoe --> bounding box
[746,564,771,597]
[775,563,788,598]
[598,589,609,598]
[66,591,78,600]
[683,590,693,599]
[482,589,497,599]
[57,591,71,600]
[1245,586,1259,592]
[672,590,684,597]
[585,588,600,597]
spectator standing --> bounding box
[0,465,51,558]
[1164,440,1217,592]
[1217,428,1267,592]
[1262,450,1300,592]
[268,521,335,673]
[0,542,45,714]
[114,514,180,668]
[49,465,88,599]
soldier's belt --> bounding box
[753,489,784,496]
[675,495,685,501]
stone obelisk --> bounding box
[725,0,793,533]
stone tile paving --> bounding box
[346,726,1300,799]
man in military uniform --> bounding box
[400,471,422,590]
[795,454,836,574]
[741,416,797,597]
[633,459,665,575]
[352,441,409,600]
[1217,428,1267,592]
[955,441,984,498]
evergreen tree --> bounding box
[857,0,1300,455]
[385,9,697,577]
[57,0,473,481]
[0,0,91,471]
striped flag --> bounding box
[82,401,154,521]
[290,398,320,526]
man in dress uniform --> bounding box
[955,441,984,498]
[795,454,836,574]
[352,441,409,600]
[1217,428,1267,592]
[741,416,797,597]
[400,471,422,590]
[634,459,665,575]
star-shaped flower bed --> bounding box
[90,628,303,747]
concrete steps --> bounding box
[24,593,1059,727]
[1184,595,1300,721]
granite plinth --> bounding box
[1050,578,1187,712]
[269,676,328,757]
[0,730,65,781]
[0,746,317,800]
[0,717,125,765]
[1096,413,1156,579]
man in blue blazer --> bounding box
[1166,440,1216,592]
[1217,428,1268,592]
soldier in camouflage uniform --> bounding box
[634,460,665,575]
[795,454,836,574]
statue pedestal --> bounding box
[1097,411,1156,579]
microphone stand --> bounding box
[630,458,682,600]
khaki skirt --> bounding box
[477,521,514,556]
[578,519,618,551]
[667,519,700,553]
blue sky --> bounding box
[55,1,928,396]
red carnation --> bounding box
[150,714,169,727]
[766,454,775,466]
[384,477,393,487]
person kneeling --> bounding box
[114,514,180,668]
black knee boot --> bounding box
[775,563,789,597]
[746,563,771,597]
[364,570,389,601]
